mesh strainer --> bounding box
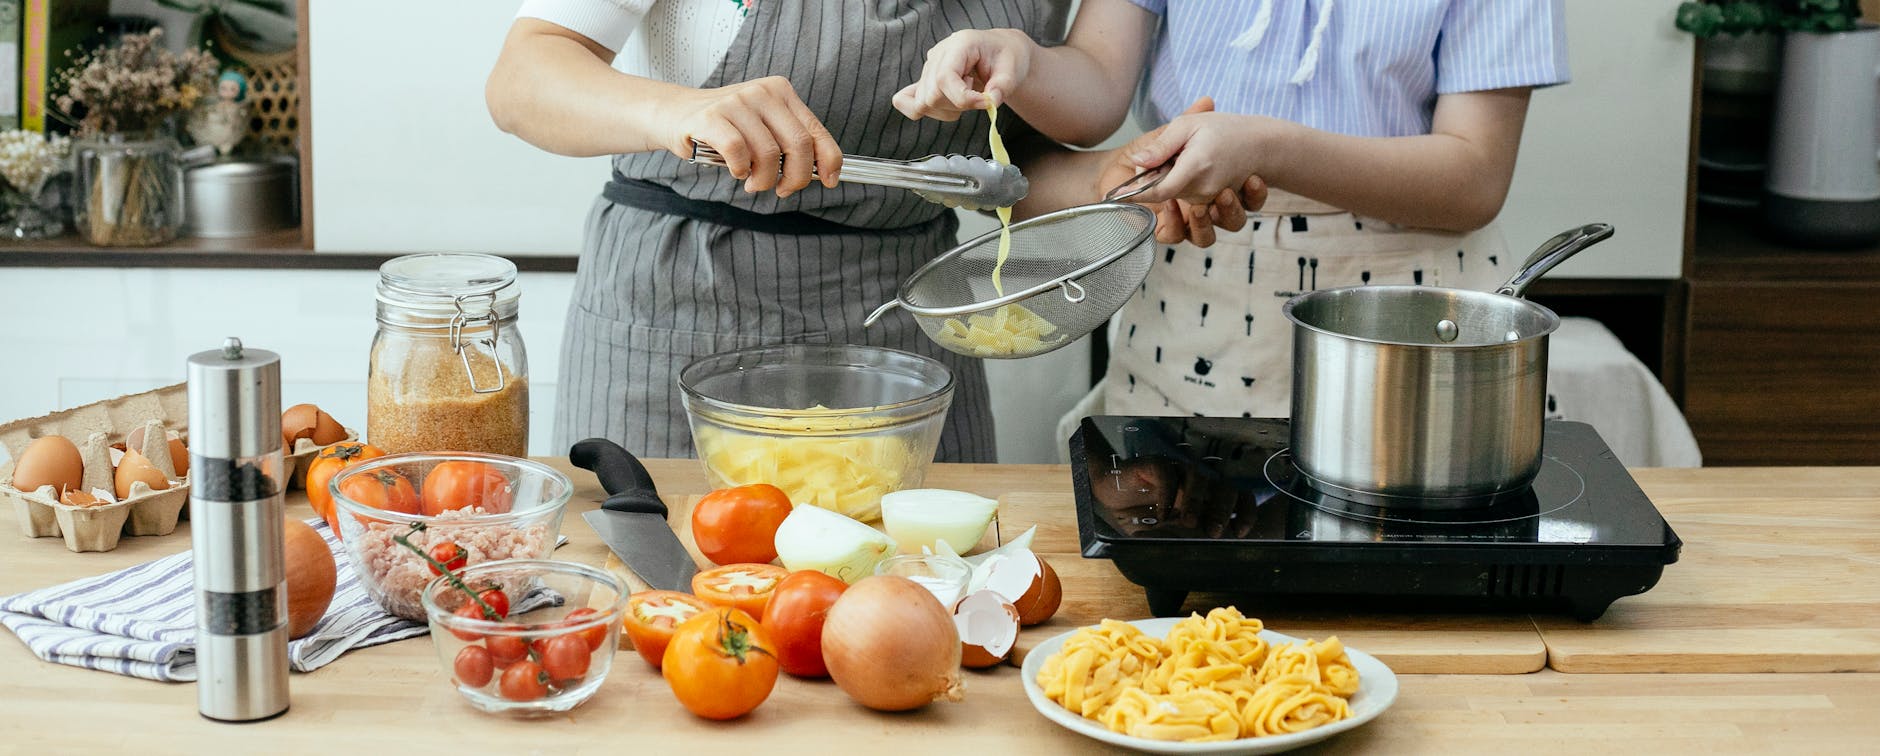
[863,169,1165,360]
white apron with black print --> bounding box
[1103,190,1512,419]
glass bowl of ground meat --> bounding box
[330,452,571,620]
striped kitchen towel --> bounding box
[0,518,561,682]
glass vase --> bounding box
[72,134,185,247]
[3,182,66,240]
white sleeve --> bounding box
[516,0,654,53]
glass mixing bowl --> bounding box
[422,559,625,715]
[679,344,954,523]
[330,452,571,620]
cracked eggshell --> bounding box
[114,449,172,500]
[973,549,1063,627]
[954,589,1020,669]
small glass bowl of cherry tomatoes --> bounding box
[422,558,626,714]
[330,452,571,620]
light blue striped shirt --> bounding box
[1127,0,1570,137]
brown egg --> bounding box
[169,438,190,478]
[12,436,84,495]
[115,449,172,499]
[282,403,322,452]
[310,409,347,446]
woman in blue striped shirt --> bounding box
[897,0,1569,419]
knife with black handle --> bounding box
[568,439,698,593]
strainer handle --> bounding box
[863,299,902,327]
[1061,280,1088,303]
[1102,163,1172,203]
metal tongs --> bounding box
[689,138,1029,211]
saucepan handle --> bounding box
[1494,223,1616,299]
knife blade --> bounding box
[568,438,698,593]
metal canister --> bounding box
[186,337,290,722]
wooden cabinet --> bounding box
[1683,209,1880,465]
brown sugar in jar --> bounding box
[368,254,529,456]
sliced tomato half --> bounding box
[691,563,789,618]
[623,590,712,669]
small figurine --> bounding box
[187,70,252,157]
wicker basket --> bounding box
[213,22,299,154]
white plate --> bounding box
[1020,618,1399,755]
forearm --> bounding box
[1006,42,1140,148]
[1005,0,1156,147]
[1257,89,1533,232]
[485,20,682,158]
[1259,125,1513,232]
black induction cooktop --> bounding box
[1069,416,1681,621]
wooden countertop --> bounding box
[3,460,1878,754]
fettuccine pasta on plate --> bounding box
[1036,608,1361,743]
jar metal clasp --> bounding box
[449,292,507,394]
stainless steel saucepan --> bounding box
[1281,223,1615,509]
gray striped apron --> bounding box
[554,1,1057,463]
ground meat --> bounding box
[348,508,551,620]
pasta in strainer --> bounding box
[1036,608,1361,743]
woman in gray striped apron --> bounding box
[489,1,1068,462]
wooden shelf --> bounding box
[1691,204,1880,282]
[0,231,577,271]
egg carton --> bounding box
[284,427,362,491]
[0,383,193,553]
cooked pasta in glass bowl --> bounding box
[678,344,953,523]
[1020,608,1399,754]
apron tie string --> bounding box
[1226,0,1334,86]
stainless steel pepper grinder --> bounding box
[187,337,291,722]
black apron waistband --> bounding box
[602,173,941,237]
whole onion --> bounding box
[821,575,965,711]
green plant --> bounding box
[1675,0,1864,37]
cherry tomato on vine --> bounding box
[500,660,548,701]
[622,590,712,668]
[661,608,778,720]
[450,603,486,641]
[427,542,467,575]
[692,563,788,617]
[486,635,528,668]
[563,608,609,651]
[453,645,493,687]
[690,483,793,565]
[476,587,511,619]
[539,633,592,683]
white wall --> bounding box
[1501,0,1693,279]
[0,268,575,460]
[1,0,1692,465]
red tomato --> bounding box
[563,608,609,652]
[486,635,528,667]
[539,633,591,682]
[421,461,513,516]
[426,542,467,576]
[690,484,794,565]
[476,587,511,619]
[691,563,788,618]
[305,442,385,536]
[453,645,493,687]
[450,603,485,641]
[336,469,420,518]
[499,660,548,701]
[760,570,848,678]
[661,608,779,720]
[622,590,711,669]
